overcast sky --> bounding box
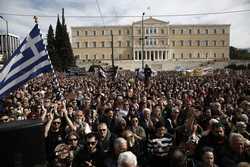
[0,0,249,48]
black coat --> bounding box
[72,148,105,167]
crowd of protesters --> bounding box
[0,68,249,167]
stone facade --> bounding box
[0,33,20,61]
[71,17,230,69]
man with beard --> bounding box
[195,122,227,164]
[70,110,91,144]
[97,122,116,153]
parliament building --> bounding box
[71,17,230,70]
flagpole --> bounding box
[33,16,64,100]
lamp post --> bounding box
[0,16,9,60]
[141,12,145,69]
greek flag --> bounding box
[0,24,52,99]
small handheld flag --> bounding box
[0,23,52,99]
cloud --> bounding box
[0,0,249,48]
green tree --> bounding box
[229,46,238,59]
[47,25,59,70]
[55,15,64,71]
[54,9,75,71]
[61,8,75,68]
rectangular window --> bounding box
[127,41,130,47]
[101,41,105,47]
[161,29,164,34]
[197,40,200,46]
[205,40,208,46]
[214,29,217,34]
[76,31,79,36]
[150,39,153,45]
[172,29,175,34]
[180,40,184,46]
[76,42,79,48]
[206,29,208,34]
[150,28,153,34]
[146,28,149,34]
[93,42,96,48]
[214,40,217,46]
[222,40,225,46]
[119,30,122,35]
[189,40,192,46]
[135,51,138,60]
[84,42,88,48]
[118,41,122,47]
[93,31,96,36]
[189,53,192,58]
[102,30,105,35]
[172,41,175,47]
[85,31,88,36]
[154,28,157,34]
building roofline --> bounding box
[133,17,170,24]
[170,24,230,27]
[71,25,131,29]
[0,33,20,38]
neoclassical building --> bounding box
[71,17,230,68]
[0,33,20,62]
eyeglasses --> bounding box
[76,115,83,117]
[98,129,107,132]
[68,138,78,141]
[87,141,96,145]
[1,119,8,122]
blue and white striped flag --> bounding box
[0,24,52,99]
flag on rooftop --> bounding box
[0,24,52,99]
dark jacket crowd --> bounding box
[0,69,249,167]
